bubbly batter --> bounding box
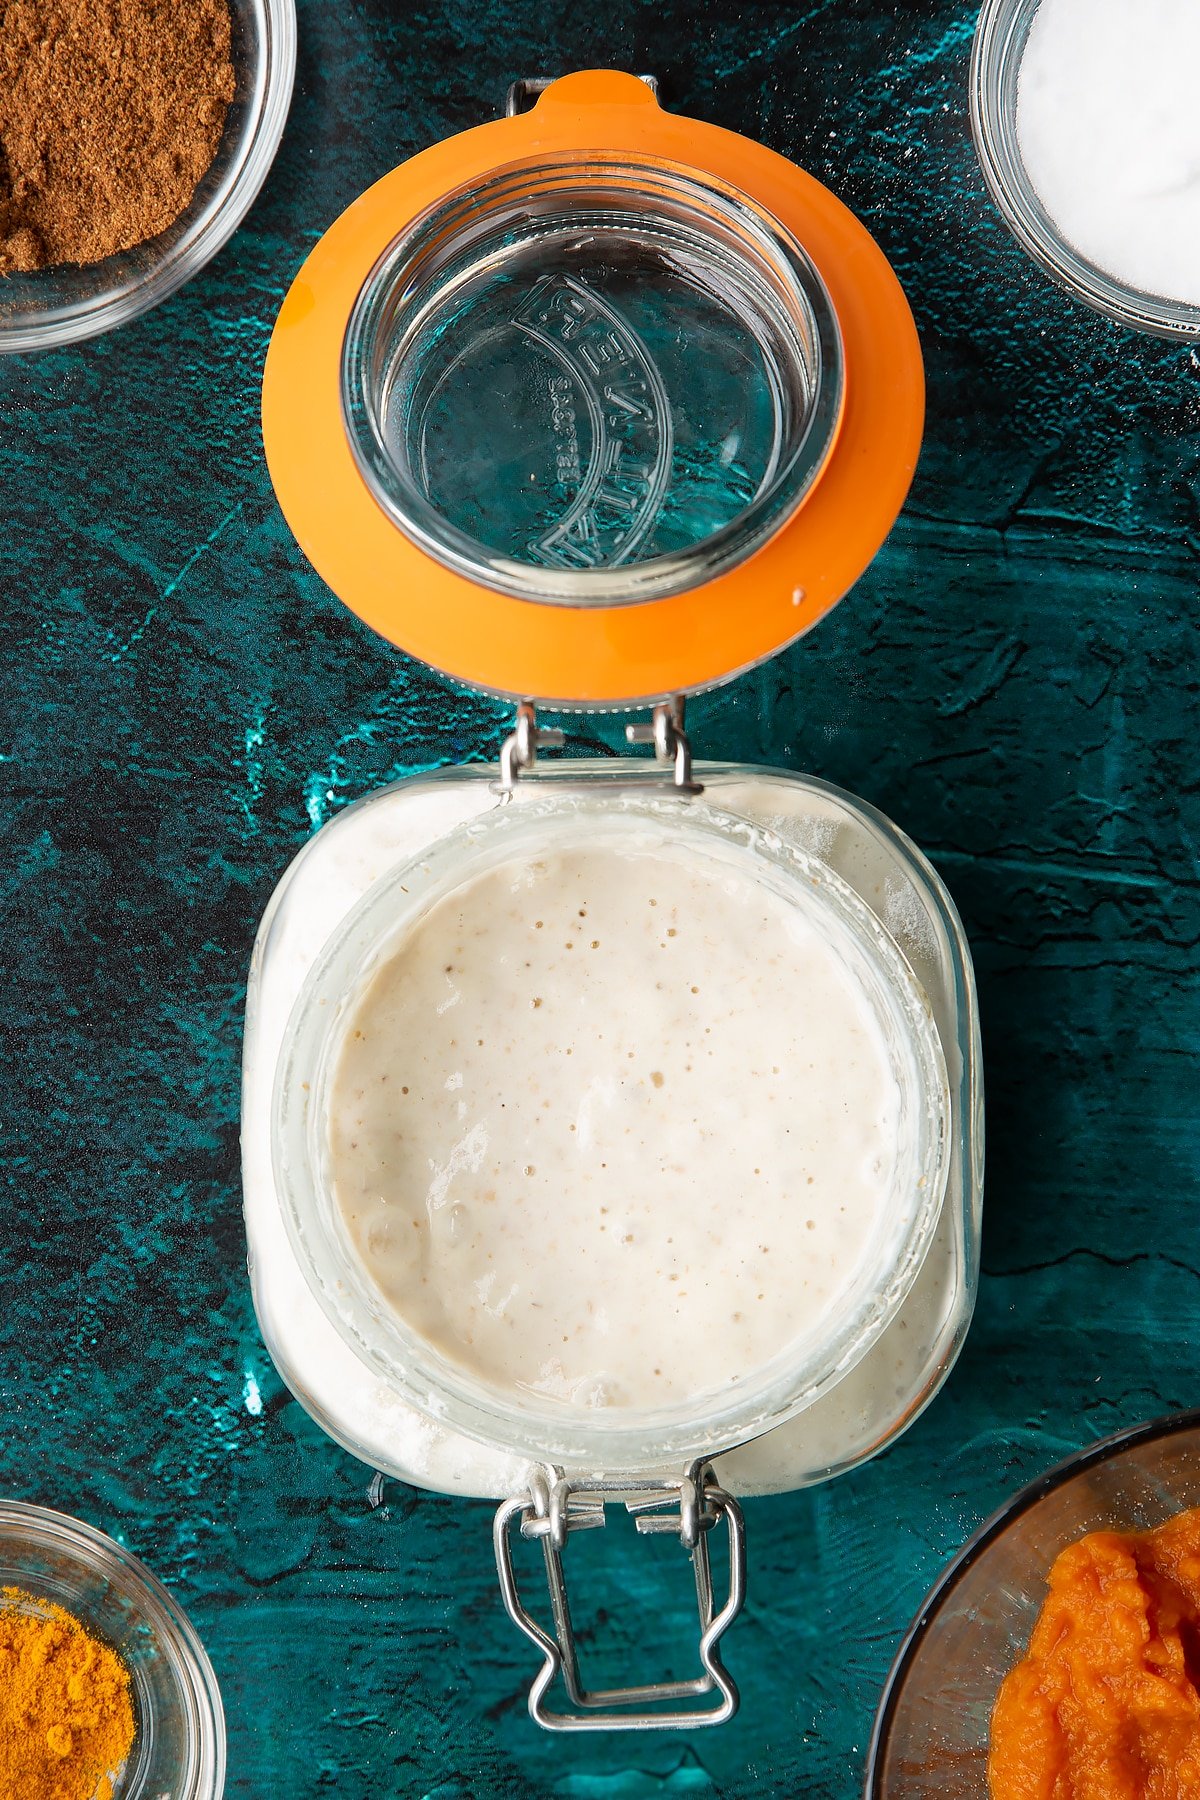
[329,840,906,1409]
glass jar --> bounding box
[247,71,983,1730]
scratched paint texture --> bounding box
[1,1,1199,1794]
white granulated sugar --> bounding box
[1017,0,1200,305]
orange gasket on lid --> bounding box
[262,70,924,706]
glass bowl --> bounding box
[0,1501,225,1799]
[865,1410,1200,1797]
[0,0,296,354]
[970,0,1200,340]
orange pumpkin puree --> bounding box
[989,1509,1200,1798]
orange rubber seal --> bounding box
[262,71,924,705]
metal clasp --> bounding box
[625,696,699,792]
[497,701,565,789]
[497,699,702,795]
[493,1461,745,1731]
[506,73,659,116]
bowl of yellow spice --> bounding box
[0,0,295,353]
[0,1501,224,1800]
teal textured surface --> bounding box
[1,2,1199,1795]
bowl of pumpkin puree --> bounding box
[865,1411,1200,1799]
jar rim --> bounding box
[270,791,952,1474]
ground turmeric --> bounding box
[0,1589,135,1800]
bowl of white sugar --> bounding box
[971,0,1200,338]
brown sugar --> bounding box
[0,0,236,275]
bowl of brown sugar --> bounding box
[0,1500,225,1799]
[0,0,295,352]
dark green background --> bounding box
[2,2,1198,1794]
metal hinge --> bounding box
[506,73,659,116]
[497,699,701,794]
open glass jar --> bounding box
[246,71,984,1730]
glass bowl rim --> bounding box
[0,0,296,355]
[969,0,1200,342]
[864,1406,1200,1794]
[271,788,952,1475]
[0,1499,226,1799]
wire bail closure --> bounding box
[493,1460,746,1731]
[497,699,702,794]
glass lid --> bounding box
[341,159,843,605]
[262,71,925,705]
